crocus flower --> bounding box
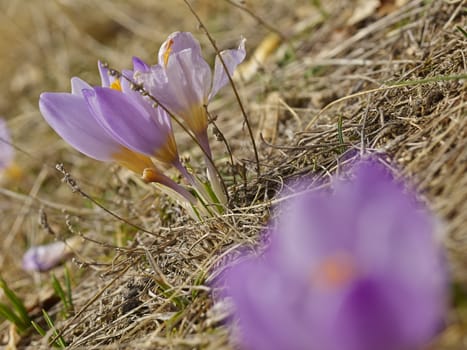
[39,76,155,175]
[0,118,14,170]
[92,62,181,167]
[22,237,81,272]
[223,161,447,350]
[132,31,246,155]
[39,63,196,204]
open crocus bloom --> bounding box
[39,63,196,204]
[223,161,447,350]
[0,118,14,170]
[132,31,246,155]
[39,76,155,175]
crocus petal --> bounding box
[132,56,150,73]
[136,52,211,135]
[22,241,69,272]
[98,60,111,88]
[71,77,92,97]
[163,49,212,134]
[225,258,312,350]
[158,31,203,66]
[39,92,123,161]
[83,87,174,161]
[334,277,403,350]
[0,118,14,170]
[209,37,246,100]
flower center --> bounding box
[311,252,357,290]
[163,39,174,67]
[110,79,122,91]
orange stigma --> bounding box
[311,253,357,290]
[110,79,122,91]
[163,39,174,67]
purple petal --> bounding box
[334,277,403,350]
[158,31,203,65]
[39,92,121,161]
[132,56,150,73]
[83,87,172,158]
[162,50,211,133]
[136,51,211,135]
[22,241,69,272]
[168,49,211,108]
[98,60,111,87]
[0,118,14,170]
[209,38,246,100]
[71,77,92,97]
[225,258,311,350]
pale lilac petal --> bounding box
[209,38,246,100]
[98,60,111,87]
[0,118,14,170]
[157,31,203,65]
[22,241,69,272]
[83,87,171,157]
[71,77,92,97]
[39,92,121,161]
[132,56,150,73]
[169,49,211,106]
[136,65,182,111]
[136,52,211,135]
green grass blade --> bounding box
[51,274,68,310]
[31,320,47,337]
[0,303,28,332]
[42,310,67,348]
[0,278,30,327]
[64,267,74,314]
[456,25,467,38]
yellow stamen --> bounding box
[110,79,122,91]
[163,39,174,67]
[311,253,357,290]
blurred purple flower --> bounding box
[132,31,246,155]
[223,161,447,350]
[0,118,14,170]
[22,241,71,272]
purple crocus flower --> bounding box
[223,161,447,350]
[39,63,196,204]
[39,75,155,175]
[22,241,73,272]
[132,31,246,155]
[0,118,14,170]
[83,66,179,167]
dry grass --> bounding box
[0,0,465,349]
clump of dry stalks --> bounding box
[0,0,465,349]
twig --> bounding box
[55,163,158,236]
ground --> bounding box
[0,0,466,349]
